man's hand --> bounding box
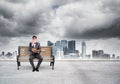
[32,48,41,53]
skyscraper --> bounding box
[2,51,5,56]
[68,40,76,53]
[92,50,98,58]
[92,50,110,59]
[55,41,61,51]
[81,41,86,57]
[98,50,104,58]
[61,40,67,55]
[52,41,61,59]
[47,41,53,46]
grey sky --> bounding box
[0,0,120,55]
[0,0,120,38]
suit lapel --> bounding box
[35,42,38,49]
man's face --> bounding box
[32,38,37,43]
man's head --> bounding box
[32,36,37,43]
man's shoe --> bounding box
[36,68,39,72]
[32,68,36,72]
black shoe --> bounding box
[32,68,36,72]
[36,68,39,72]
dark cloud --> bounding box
[15,12,49,36]
[65,18,120,39]
[6,0,27,3]
[102,0,120,14]
[63,0,120,40]
[0,1,50,38]
[0,0,120,42]
[0,18,17,37]
[0,5,14,19]
[52,0,81,10]
[0,0,51,45]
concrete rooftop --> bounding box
[0,61,120,84]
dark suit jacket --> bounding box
[29,42,41,54]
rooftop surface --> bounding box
[0,61,120,84]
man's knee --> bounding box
[38,56,43,61]
[29,56,33,61]
[41,57,43,61]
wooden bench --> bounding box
[17,46,55,70]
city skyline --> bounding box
[0,40,120,59]
[47,40,120,59]
[0,39,120,57]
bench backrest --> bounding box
[18,46,52,57]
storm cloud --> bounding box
[61,0,120,39]
[0,0,52,38]
[65,18,120,39]
[0,0,120,42]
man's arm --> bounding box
[38,43,40,49]
[29,42,41,53]
[29,42,33,52]
[36,42,41,53]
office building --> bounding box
[81,41,86,57]
[68,40,76,53]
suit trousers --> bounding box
[29,53,43,69]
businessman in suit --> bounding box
[29,36,43,72]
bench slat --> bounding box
[18,46,52,57]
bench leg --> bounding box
[17,62,21,70]
[17,62,19,70]
[17,55,21,70]
[51,62,54,70]
[50,62,52,66]
[19,62,21,66]
[50,62,54,69]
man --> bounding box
[29,36,43,72]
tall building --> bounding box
[112,54,115,59]
[98,50,104,58]
[60,40,67,50]
[68,40,76,53]
[92,50,110,59]
[81,41,86,57]
[55,41,61,51]
[61,40,67,55]
[47,41,53,46]
[92,50,98,58]
[103,54,110,59]
[53,41,61,58]
[2,51,5,56]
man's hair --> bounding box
[32,35,37,39]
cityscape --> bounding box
[48,40,120,59]
[0,40,120,60]
[0,51,17,59]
